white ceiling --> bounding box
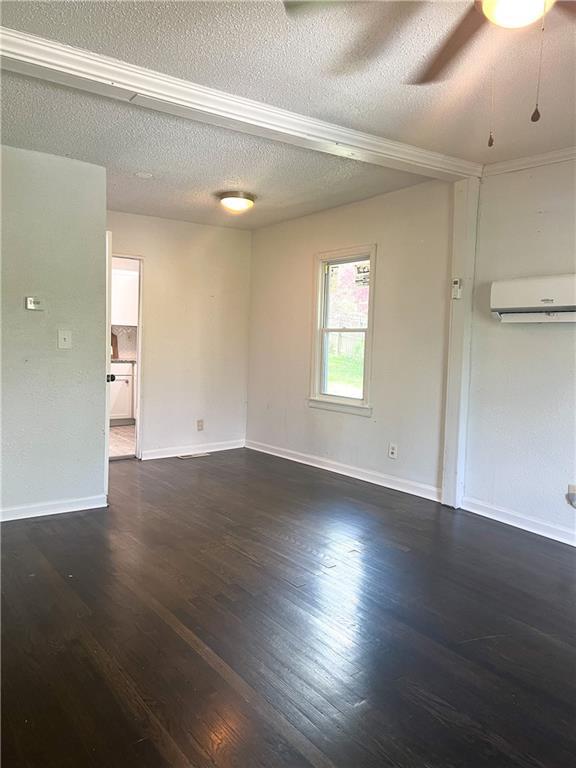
[1,71,427,228]
[1,1,574,227]
[3,1,574,162]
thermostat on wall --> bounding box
[25,296,44,311]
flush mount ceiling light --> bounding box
[135,171,153,179]
[482,0,555,28]
[218,191,255,214]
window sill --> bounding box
[307,398,373,417]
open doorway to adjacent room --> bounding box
[109,255,142,460]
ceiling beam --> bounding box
[0,26,482,181]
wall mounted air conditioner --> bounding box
[490,274,576,323]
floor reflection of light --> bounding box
[200,699,247,762]
[312,522,366,659]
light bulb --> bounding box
[482,0,554,29]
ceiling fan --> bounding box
[415,0,576,84]
[284,1,576,83]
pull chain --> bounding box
[488,64,495,147]
[532,2,546,122]
[488,25,495,147]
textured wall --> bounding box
[465,160,576,543]
[247,181,451,495]
[107,211,252,458]
[1,146,107,513]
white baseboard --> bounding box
[245,440,441,502]
[462,497,575,547]
[141,439,245,461]
[1,494,108,523]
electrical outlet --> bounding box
[196,419,204,432]
[388,442,398,460]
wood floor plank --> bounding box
[2,448,575,767]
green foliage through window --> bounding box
[320,256,371,400]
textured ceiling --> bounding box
[1,72,427,229]
[2,0,575,163]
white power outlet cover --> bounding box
[388,443,398,460]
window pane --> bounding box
[323,332,365,399]
[326,259,370,328]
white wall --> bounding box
[246,181,452,498]
[107,211,252,458]
[1,146,107,518]
[4,149,571,544]
[464,160,576,544]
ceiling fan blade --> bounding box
[556,0,576,16]
[283,1,306,14]
[412,4,487,84]
[283,1,332,16]
[332,2,427,75]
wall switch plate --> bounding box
[196,419,204,432]
[388,443,398,460]
[25,296,44,311]
[58,329,73,349]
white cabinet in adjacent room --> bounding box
[110,362,134,420]
[111,258,139,326]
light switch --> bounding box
[58,329,73,349]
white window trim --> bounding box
[309,244,376,416]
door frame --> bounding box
[108,251,144,460]
[104,232,112,495]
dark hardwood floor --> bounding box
[2,448,575,768]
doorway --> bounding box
[108,255,142,460]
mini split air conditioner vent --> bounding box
[490,274,576,324]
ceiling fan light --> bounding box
[482,0,555,29]
[218,191,255,213]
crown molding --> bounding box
[0,26,482,181]
[483,147,576,177]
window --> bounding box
[310,245,375,415]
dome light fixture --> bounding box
[218,191,255,214]
[481,0,555,29]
